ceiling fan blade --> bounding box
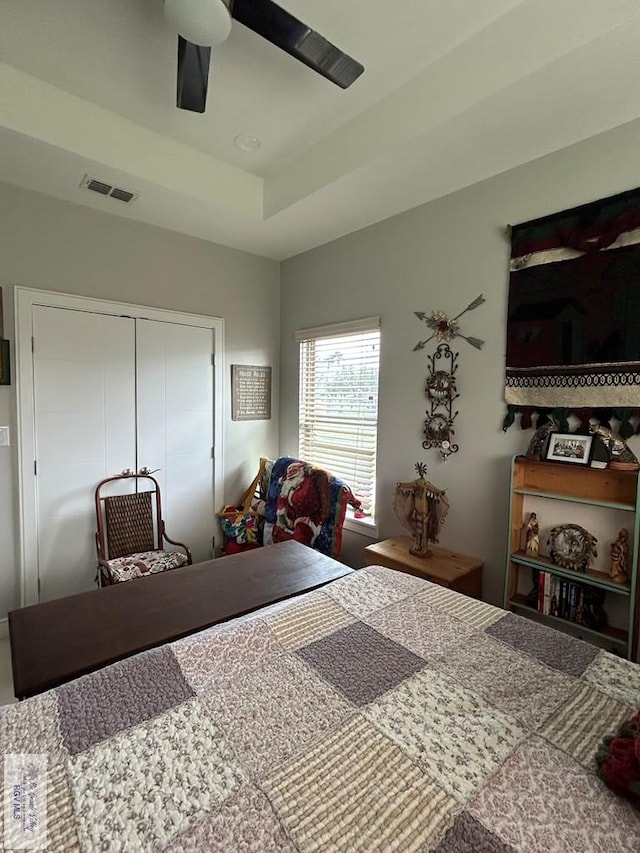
[230,0,364,89]
[177,36,211,113]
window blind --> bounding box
[297,318,380,518]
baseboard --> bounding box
[0,618,7,641]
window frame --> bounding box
[295,316,380,538]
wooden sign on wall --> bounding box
[231,365,272,421]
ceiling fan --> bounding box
[164,0,365,113]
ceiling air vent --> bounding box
[80,175,139,204]
[109,187,136,203]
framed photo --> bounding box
[545,432,593,465]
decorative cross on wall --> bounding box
[413,294,486,351]
[413,293,486,462]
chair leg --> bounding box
[96,565,111,588]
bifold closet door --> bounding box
[136,319,215,564]
[32,306,136,602]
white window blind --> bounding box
[296,317,380,519]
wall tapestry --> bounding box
[501,404,640,436]
[505,187,640,411]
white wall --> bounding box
[0,181,280,617]
[280,117,640,606]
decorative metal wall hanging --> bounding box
[414,294,486,461]
[413,294,485,351]
[422,344,459,461]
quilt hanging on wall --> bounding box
[505,187,640,409]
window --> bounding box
[296,317,380,524]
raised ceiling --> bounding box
[1,0,640,259]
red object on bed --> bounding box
[596,711,640,806]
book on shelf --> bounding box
[568,583,578,622]
[576,586,585,625]
[559,580,568,620]
[550,577,558,617]
[533,572,588,626]
[543,574,552,615]
[538,572,545,612]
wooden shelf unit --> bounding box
[504,456,640,659]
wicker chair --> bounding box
[95,473,192,586]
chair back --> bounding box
[95,474,164,561]
[105,491,155,558]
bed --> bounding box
[2,564,640,851]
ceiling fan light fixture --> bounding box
[233,134,262,151]
[164,0,232,47]
[167,0,364,115]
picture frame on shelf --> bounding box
[545,432,593,466]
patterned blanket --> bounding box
[261,456,359,558]
[2,566,640,851]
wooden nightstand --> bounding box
[363,536,483,599]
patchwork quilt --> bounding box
[2,566,640,852]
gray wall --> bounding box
[0,181,280,618]
[280,117,640,605]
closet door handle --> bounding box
[138,466,161,475]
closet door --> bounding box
[33,306,136,602]
[136,319,215,564]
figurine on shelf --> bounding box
[589,424,639,468]
[610,528,630,585]
[393,462,450,558]
[525,512,539,557]
[525,420,557,461]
